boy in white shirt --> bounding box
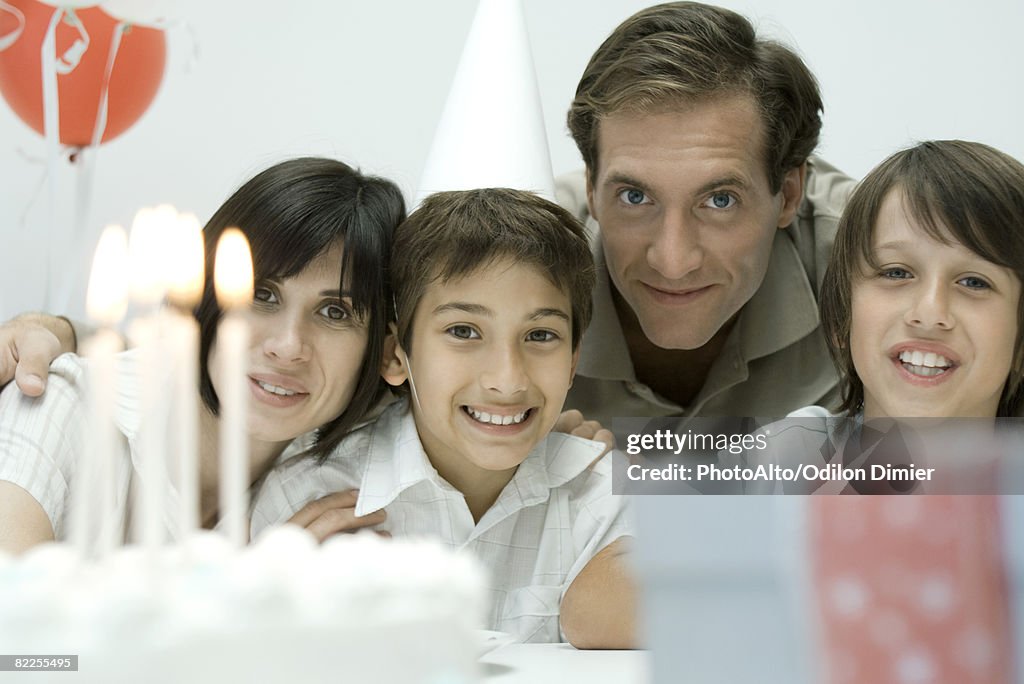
[251,188,635,647]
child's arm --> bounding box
[560,537,638,649]
[0,481,55,554]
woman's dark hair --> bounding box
[194,157,406,457]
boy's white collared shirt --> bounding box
[250,398,634,643]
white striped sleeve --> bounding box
[0,354,88,539]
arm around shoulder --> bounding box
[560,536,638,649]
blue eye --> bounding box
[446,325,480,340]
[958,276,991,290]
[618,188,649,206]
[704,192,736,210]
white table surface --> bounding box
[481,643,649,683]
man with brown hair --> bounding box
[557,1,856,423]
[3,2,853,428]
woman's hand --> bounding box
[285,490,387,542]
[0,313,76,396]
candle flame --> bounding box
[166,212,205,308]
[214,228,253,310]
[86,224,129,325]
[128,207,167,306]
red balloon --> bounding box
[0,0,166,146]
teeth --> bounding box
[466,407,528,425]
[897,350,953,377]
[898,350,951,369]
[257,380,298,397]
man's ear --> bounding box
[776,162,807,229]
[380,323,409,387]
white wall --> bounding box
[2,0,1022,319]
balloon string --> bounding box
[14,148,49,229]
[41,7,63,311]
[91,21,124,149]
[54,8,89,75]
[55,22,127,312]
[39,8,92,311]
[0,0,25,51]
[117,16,197,73]
[176,19,200,74]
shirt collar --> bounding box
[354,399,608,520]
[354,400,438,516]
[481,431,608,532]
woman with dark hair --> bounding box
[0,157,406,552]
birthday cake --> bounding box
[0,527,486,683]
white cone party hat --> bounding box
[415,0,555,205]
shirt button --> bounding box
[625,382,639,393]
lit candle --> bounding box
[166,212,204,539]
[127,207,166,306]
[73,225,128,557]
[127,206,171,549]
[213,228,253,548]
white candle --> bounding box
[127,207,166,305]
[127,207,171,549]
[213,228,253,548]
[166,212,204,538]
[73,225,128,558]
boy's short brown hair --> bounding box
[390,188,595,354]
[820,140,1024,416]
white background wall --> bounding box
[2,0,1022,320]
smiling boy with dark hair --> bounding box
[252,188,636,647]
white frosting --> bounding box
[0,528,486,683]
